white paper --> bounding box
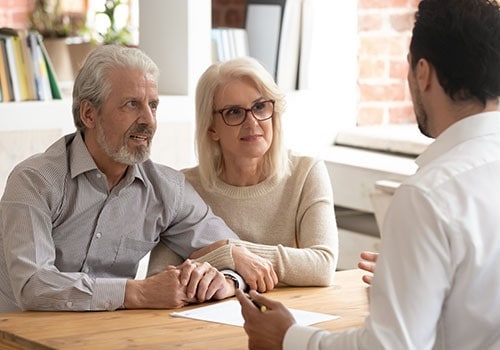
[171,300,339,327]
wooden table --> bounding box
[0,269,369,349]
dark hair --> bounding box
[409,0,500,105]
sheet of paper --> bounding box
[171,300,339,327]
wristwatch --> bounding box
[221,269,248,292]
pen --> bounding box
[247,295,267,312]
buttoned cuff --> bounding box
[283,324,325,350]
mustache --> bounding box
[127,124,154,138]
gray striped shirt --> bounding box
[0,132,238,312]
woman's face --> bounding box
[210,78,273,164]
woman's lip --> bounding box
[240,135,263,141]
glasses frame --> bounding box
[214,100,275,126]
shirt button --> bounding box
[83,267,89,273]
[96,232,102,238]
[66,301,73,308]
[96,173,102,179]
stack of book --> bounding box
[211,27,249,63]
[0,28,61,103]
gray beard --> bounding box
[96,123,151,165]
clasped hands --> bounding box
[124,259,235,309]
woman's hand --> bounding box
[232,246,278,292]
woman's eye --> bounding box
[253,102,265,111]
[227,108,242,116]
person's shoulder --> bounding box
[141,160,186,187]
[11,135,71,178]
[181,165,200,178]
[288,151,324,172]
[180,166,204,191]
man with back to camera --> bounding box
[236,0,500,348]
[0,44,277,312]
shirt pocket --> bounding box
[110,236,159,276]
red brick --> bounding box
[359,59,386,80]
[390,12,414,32]
[224,8,244,28]
[359,83,406,102]
[359,0,413,9]
[11,10,30,29]
[357,106,385,126]
[388,104,416,123]
[389,60,409,80]
[358,13,383,32]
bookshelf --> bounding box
[0,28,62,103]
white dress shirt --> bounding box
[284,111,500,349]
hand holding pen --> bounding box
[236,289,297,348]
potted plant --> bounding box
[29,0,93,82]
[93,0,132,45]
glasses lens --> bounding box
[251,101,273,120]
[222,107,246,125]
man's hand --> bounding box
[358,251,379,285]
[124,268,192,309]
[232,246,278,292]
[175,259,234,301]
[236,289,296,350]
[124,260,234,309]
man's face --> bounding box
[407,54,431,137]
[95,68,159,166]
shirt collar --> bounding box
[416,111,500,168]
[69,131,146,186]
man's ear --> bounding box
[80,100,97,129]
[415,58,432,92]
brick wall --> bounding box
[212,0,246,28]
[212,0,418,126]
[357,0,419,125]
[0,0,33,29]
[2,0,419,126]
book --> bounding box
[0,38,12,102]
[11,34,31,100]
[17,29,37,100]
[35,33,62,99]
[232,28,249,59]
[0,32,21,101]
[27,31,52,101]
[212,27,249,62]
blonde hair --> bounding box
[195,56,289,188]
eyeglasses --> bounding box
[214,100,275,126]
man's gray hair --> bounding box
[72,45,159,132]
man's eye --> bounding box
[149,102,158,111]
[127,101,137,108]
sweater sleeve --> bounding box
[232,160,338,286]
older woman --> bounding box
[149,57,338,289]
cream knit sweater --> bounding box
[148,154,338,286]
